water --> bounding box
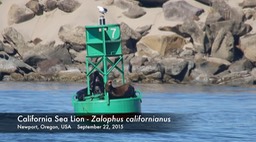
[0,82,255,142]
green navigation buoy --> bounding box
[72,14,142,114]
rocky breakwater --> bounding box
[1,0,256,86]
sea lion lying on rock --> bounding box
[105,80,136,99]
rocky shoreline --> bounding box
[1,0,256,86]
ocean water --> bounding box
[0,82,255,142]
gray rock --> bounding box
[58,24,85,46]
[43,0,58,12]
[123,5,146,18]
[23,41,72,66]
[163,0,204,21]
[195,57,229,75]
[205,20,252,48]
[211,29,234,62]
[0,56,17,74]
[179,20,210,54]
[205,0,252,44]
[121,22,141,41]
[140,63,162,75]
[161,58,188,76]
[239,34,256,62]
[135,25,151,36]
[217,71,255,85]
[120,22,141,54]
[190,69,212,84]
[229,58,254,73]
[58,0,81,13]
[0,52,35,74]
[8,4,35,25]
[25,0,43,15]
[37,58,65,75]
[2,27,27,56]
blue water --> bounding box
[0,82,256,142]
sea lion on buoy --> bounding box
[105,80,136,99]
[76,71,104,101]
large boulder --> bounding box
[229,58,254,73]
[42,0,58,12]
[195,57,230,75]
[239,34,256,62]
[137,61,164,83]
[217,71,255,85]
[189,68,218,84]
[37,58,65,75]
[120,22,142,54]
[159,20,211,54]
[179,20,210,54]
[206,0,252,37]
[211,29,235,62]
[161,58,188,76]
[25,0,43,15]
[205,20,252,44]
[1,27,27,56]
[160,57,191,82]
[115,0,146,18]
[57,0,81,13]
[0,52,35,74]
[8,4,35,25]
[58,24,85,46]
[136,34,186,58]
[123,5,146,18]
[23,41,72,67]
[163,0,204,21]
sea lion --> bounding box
[105,80,136,99]
[76,71,104,101]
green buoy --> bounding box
[72,14,142,114]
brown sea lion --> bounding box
[105,80,136,99]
